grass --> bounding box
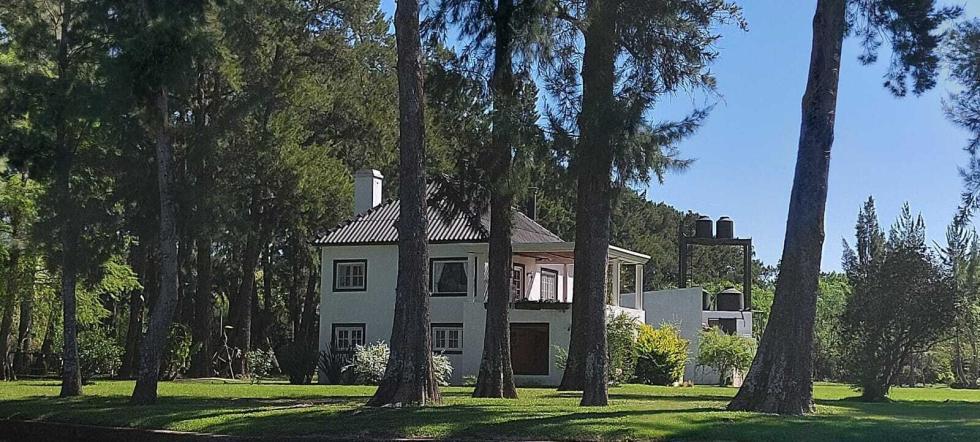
[1,380,979,441]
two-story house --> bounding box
[317,169,649,385]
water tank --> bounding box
[695,216,714,238]
[716,287,744,311]
[716,216,734,239]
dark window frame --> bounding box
[332,259,368,292]
[540,268,559,301]
[331,323,366,354]
[430,322,464,354]
[430,257,470,297]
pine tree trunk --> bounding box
[728,0,845,415]
[52,0,82,397]
[14,261,33,374]
[558,0,618,407]
[120,244,152,379]
[473,0,518,400]
[188,238,213,378]
[367,0,440,406]
[0,284,15,381]
[131,87,180,405]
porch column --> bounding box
[611,260,621,306]
[635,264,644,310]
[562,263,569,302]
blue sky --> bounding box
[379,0,979,271]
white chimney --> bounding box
[354,169,383,216]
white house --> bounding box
[317,169,649,386]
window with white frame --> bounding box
[333,260,367,291]
[540,269,559,301]
[430,258,469,296]
[431,323,463,353]
[511,264,525,300]
[332,324,365,352]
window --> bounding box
[511,264,526,300]
[332,324,365,352]
[707,318,738,335]
[430,258,469,296]
[333,260,367,291]
[540,269,559,301]
[431,323,463,354]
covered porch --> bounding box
[507,241,649,310]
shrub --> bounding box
[279,340,318,384]
[317,348,351,384]
[348,342,389,385]
[161,323,192,380]
[553,345,568,371]
[77,328,123,381]
[346,341,454,386]
[607,312,641,384]
[246,348,278,382]
[696,327,755,386]
[634,323,689,385]
[432,353,453,386]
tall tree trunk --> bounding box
[188,237,212,377]
[229,209,268,375]
[131,87,180,405]
[367,0,440,406]
[52,0,82,398]
[558,0,618,407]
[0,280,15,381]
[473,0,518,400]
[14,262,33,374]
[120,243,153,379]
[728,0,845,415]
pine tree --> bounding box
[729,0,960,414]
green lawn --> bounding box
[1,380,978,441]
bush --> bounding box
[161,323,192,380]
[279,340,318,384]
[346,341,453,386]
[607,313,641,384]
[348,342,389,384]
[697,327,755,386]
[246,348,278,382]
[317,348,351,384]
[78,328,123,381]
[634,323,689,385]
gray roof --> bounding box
[316,184,563,246]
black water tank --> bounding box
[695,216,714,238]
[716,216,734,239]
[716,287,744,311]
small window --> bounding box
[333,260,367,291]
[431,258,469,296]
[708,318,738,335]
[511,264,526,300]
[431,323,463,354]
[540,269,559,301]
[332,324,366,352]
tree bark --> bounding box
[51,0,82,398]
[131,87,180,405]
[558,0,618,407]
[728,0,845,415]
[13,258,33,374]
[120,243,153,379]
[473,0,518,400]
[187,237,213,377]
[0,281,15,381]
[367,0,440,406]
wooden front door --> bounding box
[510,323,550,375]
